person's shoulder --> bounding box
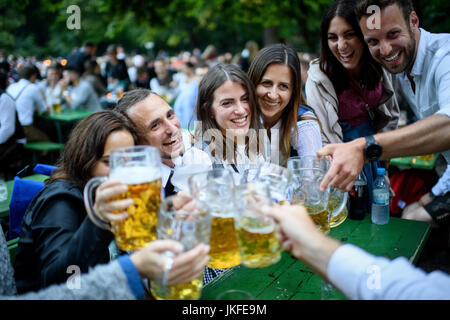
[182,144,213,166]
[422,29,450,56]
[0,91,15,106]
[21,180,82,228]
[79,79,96,92]
[307,58,328,82]
[41,179,83,201]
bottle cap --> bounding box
[377,167,386,176]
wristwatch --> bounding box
[364,135,383,161]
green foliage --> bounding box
[2,0,449,58]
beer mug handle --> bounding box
[329,190,348,218]
[83,176,111,230]
[154,251,175,296]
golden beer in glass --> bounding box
[328,192,348,228]
[236,217,281,268]
[304,203,330,234]
[52,102,62,114]
[235,183,282,268]
[208,215,241,268]
[151,273,203,300]
[109,168,162,251]
[150,194,211,300]
[84,146,162,251]
[287,156,348,233]
[188,169,241,269]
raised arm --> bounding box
[318,113,450,191]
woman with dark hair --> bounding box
[14,110,139,293]
[248,43,322,166]
[180,63,266,175]
[306,0,399,145]
[305,0,399,212]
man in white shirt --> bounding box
[356,0,450,224]
[0,71,27,177]
[60,65,101,111]
[319,0,450,225]
[114,88,188,197]
[6,64,50,142]
[260,203,450,300]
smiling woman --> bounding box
[248,43,323,166]
[305,0,400,215]
[13,110,139,294]
[175,63,267,285]
[181,63,266,172]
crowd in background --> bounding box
[0,41,315,180]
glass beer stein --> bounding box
[150,194,211,300]
[84,146,162,251]
[188,168,241,269]
[287,156,348,234]
[234,183,282,268]
[254,162,292,204]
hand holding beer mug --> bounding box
[84,146,162,251]
[287,156,347,234]
[150,194,211,300]
[235,183,282,268]
[188,169,241,269]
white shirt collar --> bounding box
[160,163,172,188]
[410,28,428,77]
[160,156,183,188]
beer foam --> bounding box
[241,224,275,234]
[239,218,276,234]
[110,166,161,185]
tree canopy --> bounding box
[0,0,448,58]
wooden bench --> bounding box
[24,142,64,165]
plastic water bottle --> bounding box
[371,168,390,225]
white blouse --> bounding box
[171,144,266,191]
[266,113,322,165]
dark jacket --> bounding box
[14,179,113,294]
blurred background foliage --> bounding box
[0,0,448,58]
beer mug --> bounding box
[287,156,347,234]
[150,194,211,300]
[188,168,241,269]
[254,163,292,204]
[84,146,162,251]
[328,188,348,228]
[234,183,282,268]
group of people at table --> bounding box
[0,0,449,300]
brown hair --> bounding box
[355,0,414,25]
[248,43,306,163]
[47,110,139,190]
[194,63,264,164]
[114,88,156,144]
[319,0,382,94]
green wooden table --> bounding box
[40,109,95,143]
[0,174,49,219]
[201,215,431,300]
[390,153,439,170]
